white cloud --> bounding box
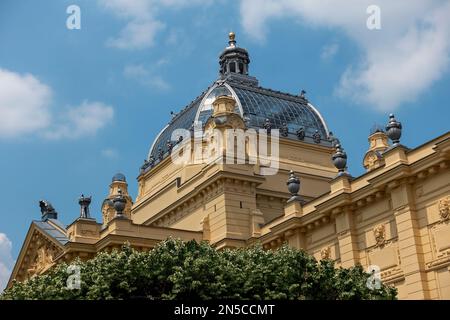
[44,101,114,140]
[0,68,114,140]
[239,0,450,111]
[0,68,52,138]
[101,148,119,159]
[98,0,212,50]
[0,233,14,292]
[124,64,171,91]
[98,0,164,50]
[321,42,339,61]
[107,18,165,50]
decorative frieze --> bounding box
[380,266,405,284]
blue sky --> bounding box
[1,0,450,290]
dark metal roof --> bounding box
[144,76,330,172]
[33,219,69,246]
[148,94,205,162]
[144,35,331,173]
[232,83,328,138]
[112,172,126,182]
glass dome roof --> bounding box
[146,79,330,167]
[196,85,240,125]
[143,33,330,173]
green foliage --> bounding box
[1,238,397,300]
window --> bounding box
[229,62,236,73]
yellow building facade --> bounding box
[8,34,450,300]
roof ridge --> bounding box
[227,80,308,104]
[168,85,212,124]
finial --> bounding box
[328,131,340,148]
[313,130,321,144]
[300,90,306,98]
[113,188,126,218]
[166,140,174,153]
[78,194,92,219]
[296,127,305,140]
[280,122,288,137]
[385,113,402,146]
[140,159,149,173]
[158,147,164,161]
[286,170,304,203]
[332,144,348,174]
[263,118,272,134]
[228,31,236,47]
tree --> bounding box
[1,238,396,300]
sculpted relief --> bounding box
[320,246,331,260]
[27,245,56,277]
[438,197,450,221]
[23,232,62,279]
[373,224,386,247]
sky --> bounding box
[1,0,450,291]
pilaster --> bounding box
[335,207,359,268]
[390,181,428,299]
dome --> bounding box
[112,173,126,182]
[144,33,330,172]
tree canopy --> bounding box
[1,238,397,300]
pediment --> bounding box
[7,221,67,287]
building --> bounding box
[8,33,450,300]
